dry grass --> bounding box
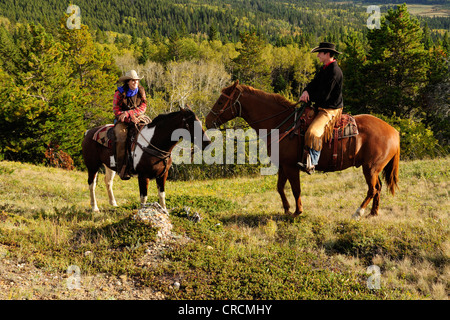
[406,4,450,17]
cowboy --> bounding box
[298,42,343,174]
[113,69,148,180]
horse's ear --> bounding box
[234,80,239,86]
[179,105,185,111]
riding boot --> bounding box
[116,148,131,180]
[117,147,131,180]
[114,122,131,180]
[297,153,315,175]
[119,163,131,180]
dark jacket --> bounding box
[304,61,343,109]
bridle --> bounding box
[208,85,243,128]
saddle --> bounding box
[293,106,358,139]
[291,105,359,170]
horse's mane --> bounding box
[148,109,195,127]
[235,84,296,109]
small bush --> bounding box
[377,114,440,160]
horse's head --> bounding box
[179,106,211,151]
[205,80,242,129]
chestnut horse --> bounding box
[205,81,400,219]
[82,107,211,212]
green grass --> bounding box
[0,157,449,299]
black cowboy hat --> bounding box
[310,42,341,54]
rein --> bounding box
[132,123,171,160]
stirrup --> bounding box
[297,153,315,175]
[297,162,315,175]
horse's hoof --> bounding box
[352,207,365,220]
[292,211,302,218]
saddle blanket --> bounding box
[334,113,358,140]
[92,124,114,149]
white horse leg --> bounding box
[352,207,366,220]
[155,175,168,213]
[104,165,118,207]
[140,195,148,206]
[89,173,99,212]
[157,186,167,212]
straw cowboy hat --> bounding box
[118,69,143,82]
[310,42,342,55]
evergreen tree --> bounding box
[422,23,433,50]
[139,37,152,65]
[340,32,368,114]
[0,20,119,165]
[365,4,429,117]
[232,30,272,91]
[0,24,78,163]
[167,30,181,61]
[151,29,162,44]
[130,31,138,48]
[422,44,449,149]
[208,25,219,42]
[0,25,21,76]
[57,19,119,127]
[442,32,449,55]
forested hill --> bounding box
[0,0,448,44]
[339,0,449,4]
[0,0,362,42]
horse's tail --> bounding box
[383,145,400,196]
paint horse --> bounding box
[205,81,400,219]
[82,107,211,212]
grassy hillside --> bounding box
[0,157,448,300]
